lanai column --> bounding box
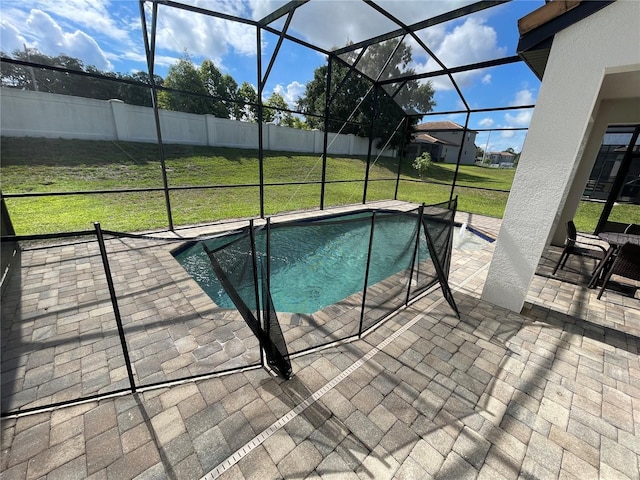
[481,0,640,312]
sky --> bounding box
[0,0,546,153]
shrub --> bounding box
[412,152,432,179]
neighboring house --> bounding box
[486,151,516,167]
[409,121,477,165]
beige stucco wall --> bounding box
[482,0,640,312]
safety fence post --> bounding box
[248,219,264,368]
[94,222,136,392]
[406,204,425,305]
[358,211,376,337]
[265,217,271,340]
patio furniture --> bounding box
[588,231,640,288]
[597,242,640,299]
[552,221,607,276]
[624,223,640,234]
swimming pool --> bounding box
[173,208,487,315]
[176,213,420,314]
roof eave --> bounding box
[516,1,614,80]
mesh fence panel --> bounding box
[268,215,371,353]
[205,232,259,308]
[423,198,457,279]
[261,264,291,379]
[1,238,127,415]
[203,228,292,378]
[409,221,439,299]
[421,199,459,315]
[408,199,457,302]
[176,201,458,375]
[361,210,421,331]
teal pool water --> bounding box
[174,213,486,314]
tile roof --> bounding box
[415,121,465,131]
[414,133,458,146]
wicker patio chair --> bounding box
[597,242,640,299]
[552,221,607,276]
[624,223,640,234]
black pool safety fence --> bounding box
[0,200,457,417]
[185,199,460,379]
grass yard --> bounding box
[0,137,517,235]
[2,137,638,235]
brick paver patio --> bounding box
[1,204,638,479]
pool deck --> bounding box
[1,202,639,479]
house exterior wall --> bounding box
[412,129,477,164]
[488,152,515,165]
[482,0,640,312]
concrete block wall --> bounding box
[0,88,395,157]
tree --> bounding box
[237,82,258,122]
[263,92,294,126]
[0,48,161,107]
[290,116,309,130]
[1,49,96,95]
[297,40,435,147]
[200,59,239,119]
[157,56,211,114]
[116,71,163,107]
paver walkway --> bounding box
[1,206,639,479]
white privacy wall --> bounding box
[0,88,395,157]
[482,0,640,312]
[0,88,119,140]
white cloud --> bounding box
[511,88,535,106]
[505,110,532,127]
[503,88,536,127]
[1,21,27,55]
[430,17,505,68]
[272,81,305,107]
[118,50,180,72]
[482,74,491,85]
[29,0,131,42]
[257,1,478,52]
[412,17,507,91]
[154,5,256,67]
[478,117,494,127]
[25,9,113,70]
[247,0,288,22]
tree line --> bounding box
[1,43,435,145]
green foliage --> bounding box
[412,152,432,179]
[200,59,239,118]
[296,40,435,147]
[157,55,210,114]
[0,48,161,106]
[290,116,309,130]
[4,137,636,234]
[263,92,294,126]
[237,81,258,122]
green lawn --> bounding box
[2,137,638,235]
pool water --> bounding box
[174,216,487,315]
